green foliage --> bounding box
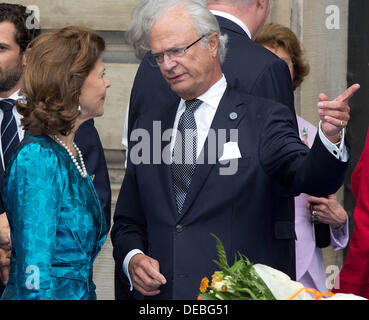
[199,234,276,300]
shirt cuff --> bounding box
[330,218,349,250]
[318,121,349,162]
[123,249,144,291]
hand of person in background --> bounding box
[0,214,11,285]
[0,247,10,285]
[318,84,360,143]
[0,213,10,250]
[306,195,347,229]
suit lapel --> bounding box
[156,98,181,218]
[178,86,248,220]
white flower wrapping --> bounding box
[253,264,367,300]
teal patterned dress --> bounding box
[0,135,109,300]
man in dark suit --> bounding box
[0,3,111,295]
[116,0,294,300]
[111,0,358,300]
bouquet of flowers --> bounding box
[198,234,366,300]
[198,234,275,300]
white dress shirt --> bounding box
[0,90,24,170]
[169,75,227,159]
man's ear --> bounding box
[207,32,219,58]
[257,0,267,9]
[21,48,31,66]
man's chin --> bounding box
[169,82,189,97]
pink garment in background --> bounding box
[295,115,349,292]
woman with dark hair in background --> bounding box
[1,26,111,300]
[256,23,349,292]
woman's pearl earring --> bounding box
[78,105,81,111]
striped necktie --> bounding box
[171,98,202,215]
[1,99,19,167]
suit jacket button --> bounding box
[176,224,184,233]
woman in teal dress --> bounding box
[1,26,111,300]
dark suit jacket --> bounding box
[111,85,349,300]
[117,14,297,300]
[75,119,111,227]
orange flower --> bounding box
[200,277,209,293]
[197,295,204,300]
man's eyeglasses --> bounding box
[148,35,206,67]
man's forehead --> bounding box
[0,21,18,46]
[150,9,197,48]
[151,6,195,35]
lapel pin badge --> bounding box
[229,112,238,120]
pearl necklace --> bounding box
[53,135,87,178]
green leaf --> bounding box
[206,234,276,300]
[211,233,230,272]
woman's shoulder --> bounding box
[2,135,64,200]
[10,135,60,169]
[17,135,55,153]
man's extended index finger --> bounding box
[334,83,360,102]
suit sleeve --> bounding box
[251,59,295,111]
[251,59,297,131]
[75,119,111,228]
[2,144,61,299]
[259,102,349,197]
[111,120,148,275]
[329,221,349,250]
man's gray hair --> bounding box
[125,0,160,60]
[206,0,255,6]
[127,0,228,63]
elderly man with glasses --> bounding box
[111,0,358,300]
